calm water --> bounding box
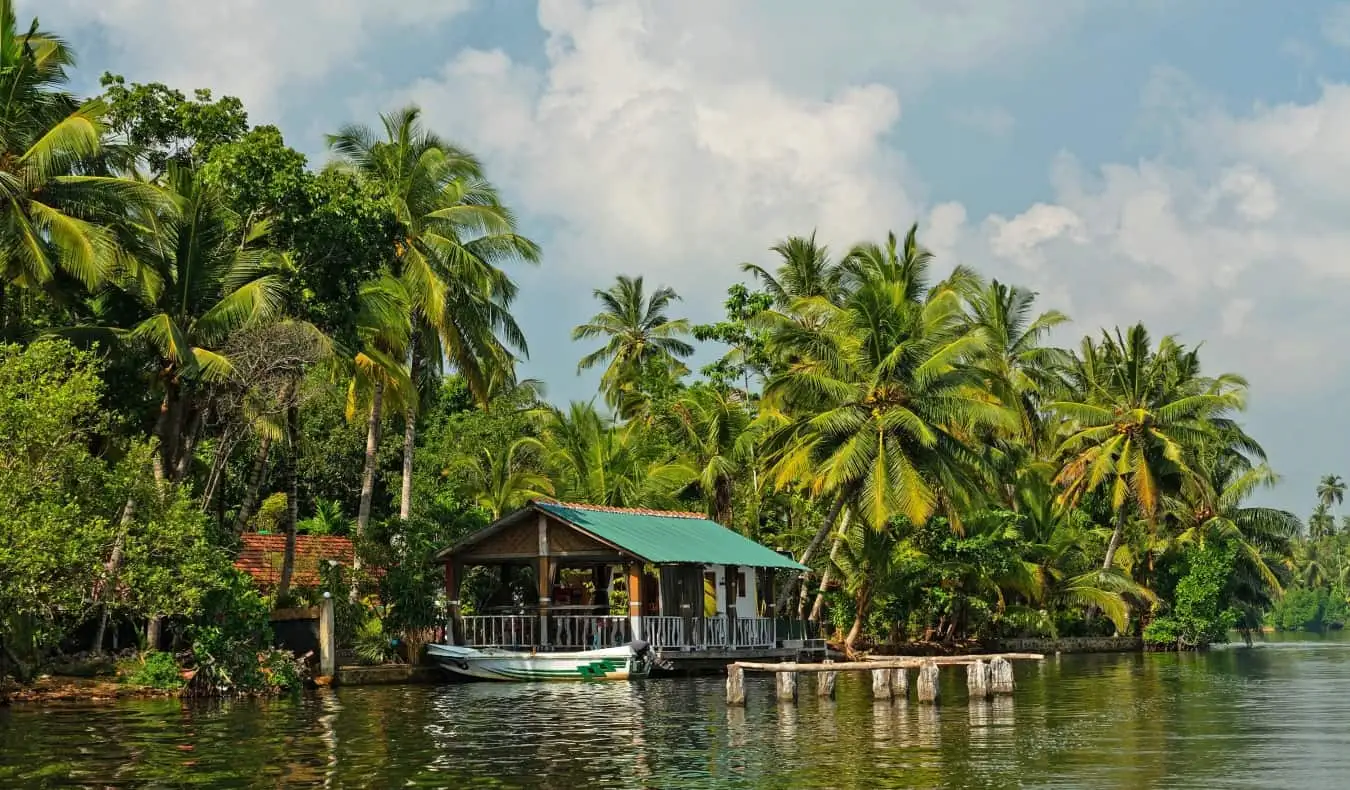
[4,635,1350,788]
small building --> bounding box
[435,501,817,656]
[234,534,354,589]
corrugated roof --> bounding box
[235,534,354,588]
[535,501,806,570]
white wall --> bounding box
[704,564,758,616]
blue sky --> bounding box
[30,0,1350,514]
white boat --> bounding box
[427,640,656,682]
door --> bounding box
[703,571,717,617]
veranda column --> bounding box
[537,514,552,648]
[627,562,645,641]
[445,561,464,646]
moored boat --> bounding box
[427,640,656,682]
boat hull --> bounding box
[427,643,652,682]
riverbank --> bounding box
[866,636,1143,657]
[0,675,178,705]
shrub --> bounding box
[1143,540,1239,649]
[124,650,184,690]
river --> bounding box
[3,634,1350,788]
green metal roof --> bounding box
[534,502,807,570]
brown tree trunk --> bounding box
[778,493,845,613]
[844,582,872,654]
[809,508,852,623]
[91,496,136,653]
[1102,510,1127,570]
[151,390,174,484]
[277,401,301,602]
[356,378,385,547]
[398,407,415,521]
[145,616,162,651]
[233,434,273,534]
[171,405,205,483]
[713,476,734,531]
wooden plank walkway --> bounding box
[726,652,1044,706]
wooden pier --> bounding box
[725,653,1043,706]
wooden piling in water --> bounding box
[990,657,1014,694]
[871,668,892,699]
[892,667,909,699]
[726,664,746,706]
[917,661,940,704]
[776,671,797,703]
[817,671,837,699]
[966,659,990,699]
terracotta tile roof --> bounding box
[540,500,708,520]
[234,534,355,589]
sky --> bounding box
[28,0,1350,514]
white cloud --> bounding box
[397,0,924,308]
[25,0,472,118]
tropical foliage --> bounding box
[0,4,1310,689]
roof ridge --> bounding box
[543,500,709,520]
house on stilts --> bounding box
[436,501,824,664]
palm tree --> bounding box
[536,402,692,508]
[81,164,283,483]
[1162,444,1298,623]
[347,275,413,541]
[960,278,1071,456]
[759,239,1012,533]
[454,437,555,520]
[832,515,900,654]
[1051,324,1247,570]
[741,232,843,308]
[1308,503,1336,540]
[0,1,155,332]
[329,105,538,520]
[573,275,693,419]
[665,386,757,529]
[1318,474,1345,519]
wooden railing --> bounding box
[551,615,631,650]
[644,616,686,649]
[462,615,537,649]
[732,616,775,648]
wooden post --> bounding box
[627,562,644,641]
[538,515,552,648]
[917,660,940,704]
[776,671,797,702]
[891,667,909,699]
[990,656,1015,694]
[445,561,464,646]
[966,659,990,699]
[726,664,746,706]
[871,668,892,699]
[318,593,336,678]
[817,671,837,699]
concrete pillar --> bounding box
[319,593,336,678]
[817,671,837,699]
[776,671,797,703]
[990,657,1015,694]
[627,562,644,642]
[726,664,746,706]
[917,660,940,704]
[967,659,991,699]
[891,667,909,699]
[871,668,893,699]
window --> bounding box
[734,570,747,599]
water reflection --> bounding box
[5,636,1350,787]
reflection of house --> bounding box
[435,501,821,656]
[234,534,353,589]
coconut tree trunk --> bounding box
[91,496,136,653]
[398,408,415,521]
[277,401,301,603]
[808,508,852,623]
[843,582,872,655]
[356,378,385,545]
[151,390,174,484]
[171,405,206,483]
[777,493,845,613]
[713,475,734,531]
[1102,509,1127,570]
[232,434,273,533]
